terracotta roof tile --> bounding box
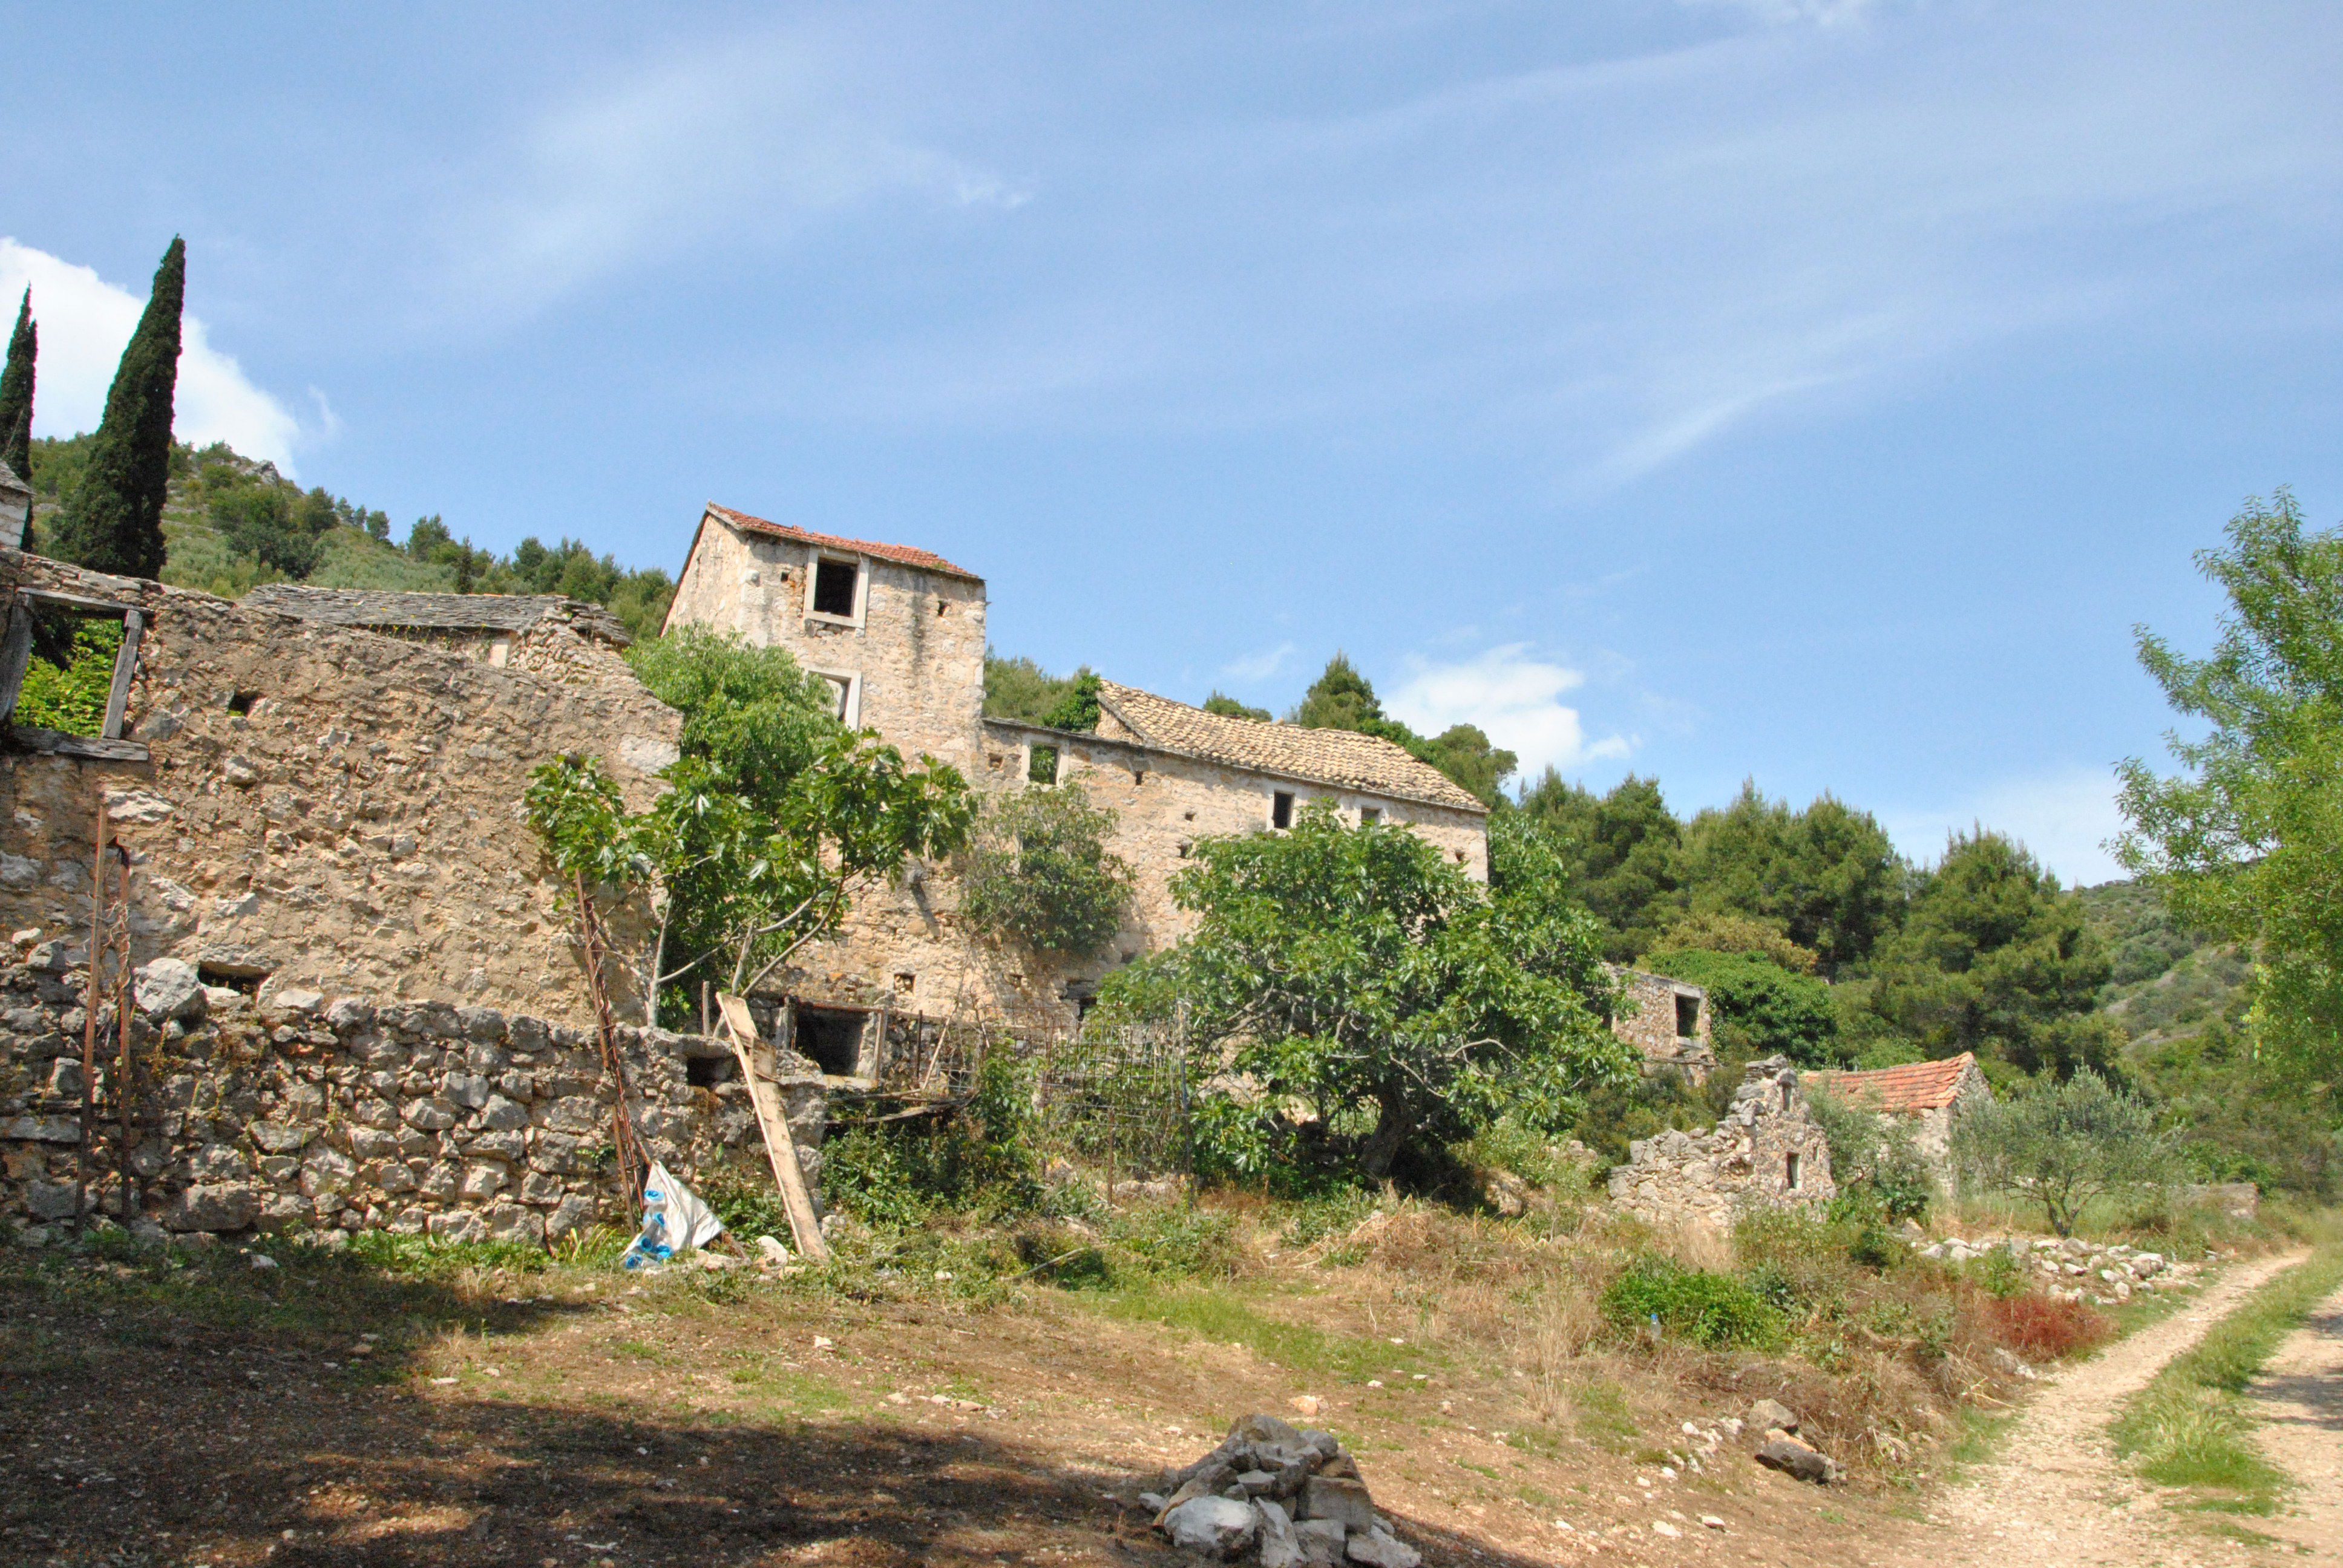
[705,504,981,581]
[1093,679,1487,813]
[1804,1053,1987,1115]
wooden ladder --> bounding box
[715,993,831,1263]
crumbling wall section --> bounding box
[0,552,681,1025]
[1607,965,1716,1082]
[1608,1057,1835,1227]
[0,952,827,1244]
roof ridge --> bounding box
[704,503,981,582]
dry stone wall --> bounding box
[0,552,681,1026]
[0,948,827,1244]
[1608,1057,1835,1227]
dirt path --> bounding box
[2244,1277,2343,1558]
[1881,1250,2306,1568]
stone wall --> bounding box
[0,552,681,1026]
[1607,965,1715,1080]
[0,950,827,1245]
[1607,1057,1835,1228]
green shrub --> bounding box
[818,1051,1043,1227]
[1601,1253,1784,1348]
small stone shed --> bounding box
[1604,965,1715,1082]
[1607,1056,1835,1227]
[1803,1051,1993,1174]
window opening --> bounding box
[819,675,852,723]
[0,592,146,752]
[1271,791,1294,829]
[1674,995,1700,1040]
[197,963,266,996]
[685,1055,733,1088]
[1028,744,1060,785]
[226,690,259,716]
[1360,806,1380,826]
[1130,765,1145,786]
[794,1007,865,1076]
[811,558,859,618]
[1780,1082,1793,1111]
[1784,1152,1801,1191]
[893,972,916,996]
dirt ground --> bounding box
[2244,1278,2343,1558]
[0,1243,2317,1568]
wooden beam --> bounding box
[10,728,149,762]
[716,991,831,1263]
[101,610,143,740]
[18,588,139,616]
[0,602,31,725]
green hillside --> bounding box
[22,434,674,639]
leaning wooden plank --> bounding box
[101,610,144,740]
[716,991,831,1263]
[0,603,33,725]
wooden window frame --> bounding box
[0,589,151,761]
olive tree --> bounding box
[1950,1070,2177,1236]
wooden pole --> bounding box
[113,850,134,1226]
[74,796,105,1237]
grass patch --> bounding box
[1094,1285,1432,1383]
[2110,1245,2343,1514]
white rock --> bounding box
[1296,1518,1349,1566]
[1258,1497,1305,1568]
[1701,1515,1726,1530]
[133,958,206,1021]
[249,1254,278,1270]
[1652,1521,1682,1538]
[1162,1494,1259,1558]
[1346,1528,1421,1567]
[103,788,175,825]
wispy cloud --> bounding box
[1221,641,1297,682]
[1385,643,1631,778]
[1883,766,2129,887]
[0,240,306,473]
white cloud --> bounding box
[0,240,305,474]
[1384,643,1631,779]
[1681,0,1886,25]
[1884,766,2129,887]
[1221,641,1297,682]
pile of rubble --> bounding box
[1142,1414,1419,1566]
[1919,1235,2195,1305]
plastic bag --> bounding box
[620,1161,726,1269]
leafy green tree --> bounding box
[1202,690,1270,721]
[1861,830,2115,1077]
[1288,653,1516,802]
[1041,668,1103,731]
[1675,783,1904,976]
[1519,769,1683,961]
[1417,723,1517,807]
[620,626,977,1002]
[1804,1087,1933,1222]
[1641,947,1840,1067]
[983,652,1076,722]
[1100,803,1631,1183]
[959,783,1135,956]
[1,289,34,525]
[1292,652,1383,731]
[51,239,183,579]
[2117,489,2343,1095]
[211,483,324,577]
[1951,1070,2177,1236]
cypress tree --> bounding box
[52,238,183,579]
[0,288,32,484]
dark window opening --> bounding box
[1029,744,1059,785]
[1271,791,1294,829]
[1360,807,1380,826]
[819,675,851,722]
[1674,995,1700,1040]
[1455,850,1467,863]
[1780,1082,1794,1111]
[1784,1152,1801,1191]
[811,558,859,617]
[794,1007,865,1076]
[936,599,948,617]
[226,690,259,716]
[685,1055,733,1088]
[1130,765,1145,786]
[1177,839,1191,858]
[893,971,916,995]
[197,964,266,996]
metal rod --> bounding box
[114,849,135,1225]
[74,795,105,1237]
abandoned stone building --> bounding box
[1804,1051,1993,1177]
[1606,966,1715,1082]
[0,547,811,1246]
[662,503,1491,1047]
[1608,1056,1836,1228]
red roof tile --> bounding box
[1804,1053,1986,1115]
[704,504,981,581]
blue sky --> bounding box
[7,1,2341,883]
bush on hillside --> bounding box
[1601,1253,1784,1349]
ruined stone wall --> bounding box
[1607,1057,1835,1228]
[765,719,1494,1033]
[664,518,988,773]
[1607,966,1716,1082]
[0,953,827,1245]
[0,553,681,1026]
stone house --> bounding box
[661,505,1488,1037]
[1803,1051,1993,1174]
[1605,965,1715,1081]
[1607,1056,1836,1228]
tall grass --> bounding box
[2110,1245,2343,1511]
